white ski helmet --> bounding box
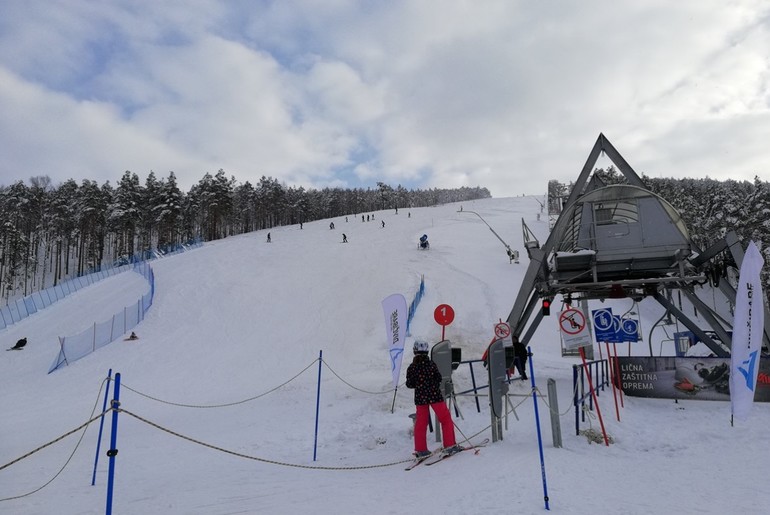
[413,340,429,354]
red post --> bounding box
[613,343,625,408]
[579,346,610,446]
[606,343,621,422]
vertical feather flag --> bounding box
[730,241,765,422]
[382,294,407,389]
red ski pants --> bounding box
[414,401,456,452]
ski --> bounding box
[423,439,489,466]
[404,453,436,471]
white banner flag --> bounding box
[730,241,765,421]
[382,294,407,389]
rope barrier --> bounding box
[0,377,112,502]
[121,359,320,408]
[531,381,582,417]
[119,408,413,471]
[2,363,584,501]
[321,359,402,394]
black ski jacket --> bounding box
[406,355,444,405]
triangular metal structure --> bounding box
[507,133,770,357]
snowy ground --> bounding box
[1,196,769,514]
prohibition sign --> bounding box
[494,322,511,339]
[559,308,586,335]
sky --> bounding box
[2,196,769,514]
[1,1,769,197]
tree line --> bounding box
[0,170,490,303]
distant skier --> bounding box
[330,222,335,230]
[125,332,139,341]
[342,233,348,243]
[7,337,27,350]
[381,220,385,228]
[266,232,271,243]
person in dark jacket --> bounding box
[511,335,528,380]
[406,340,460,457]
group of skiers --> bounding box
[263,213,423,247]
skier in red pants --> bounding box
[406,340,461,458]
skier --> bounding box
[381,220,385,228]
[8,337,27,350]
[406,340,460,458]
[342,233,348,243]
[266,232,271,243]
[510,335,528,380]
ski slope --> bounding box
[1,196,769,514]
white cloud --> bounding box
[1,1,769,195]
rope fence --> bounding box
[1,353,578,506]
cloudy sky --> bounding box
[1,1,768,197]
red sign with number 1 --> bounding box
[434,304,455,340]
[434,304,455,326]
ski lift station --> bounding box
[508,134,770,358]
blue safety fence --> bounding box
[48,262,155,373]
[0,240,201,332]
[46,241,202,373]
[405,274,425,336]
[0,264,132,331]
[572,359,610,435]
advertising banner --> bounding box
[618,356,770,402]
[382,294,407,389]
[730,241,765,420]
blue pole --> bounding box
[313,350,322,461]
[527,347,550,511]
[91,369,113,486]
[105,373,121,515]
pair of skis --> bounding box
[405,438,489,470]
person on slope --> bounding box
[510,335,528,380]
[406,340,460,458]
